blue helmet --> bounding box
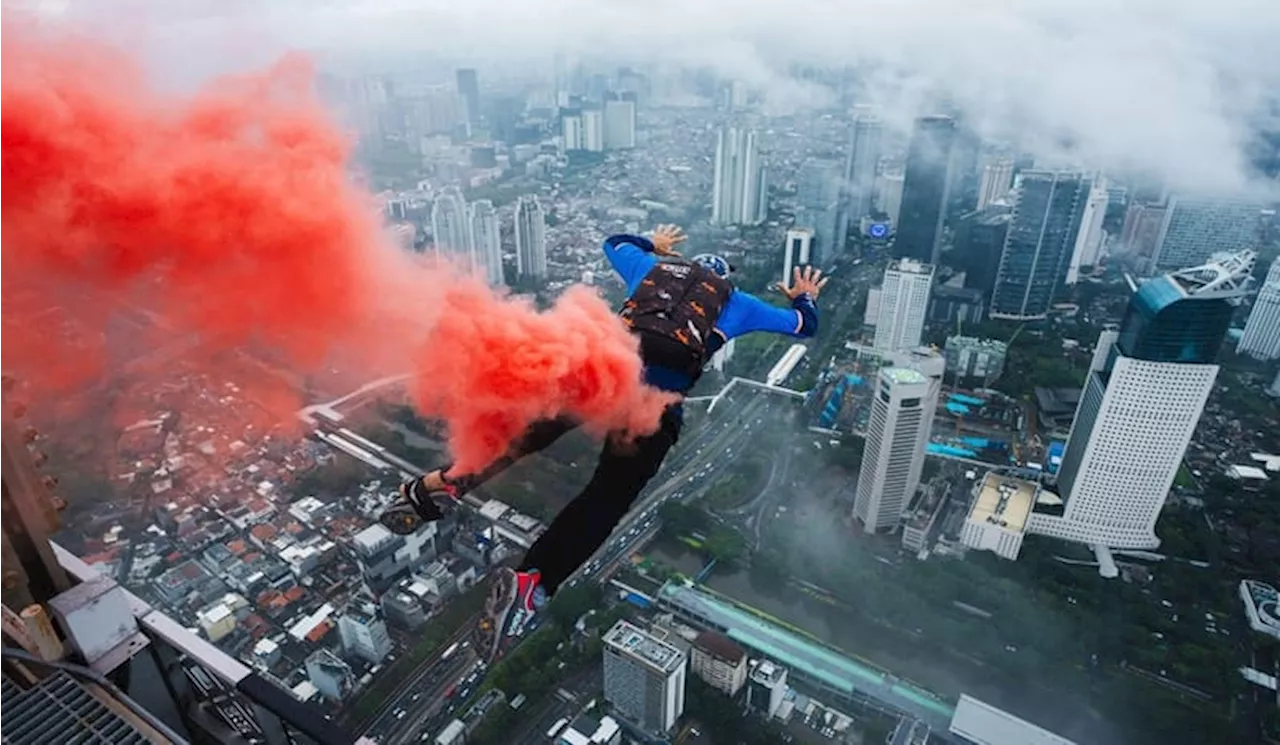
[690,253,732,278]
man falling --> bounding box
[381,224,828,661]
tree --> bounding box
[545,583,602,627]
[703,527,747,566]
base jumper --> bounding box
[380,224,828,661]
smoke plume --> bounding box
[1,22,673,475]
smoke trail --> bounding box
[1,22,674,475]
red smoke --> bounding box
[1,24,673,475]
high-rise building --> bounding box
[745,660,788,719]
[602,620,687,735]
[352,522,437,593]
[843,114,883,224]
[989,171,1092,320]
[894,116,957,263]
[514,195,548,280]
[305,649,354,701]
[337,601,392,665]
[604,93,637,149]
[455,68,480,129]
[852,364,942,532]
[873,259,934,353]
[976,157,1015,210]
[1238,258,1280,360]
[1119,201,1168,264]
[1153,197,1263,271]
[1033,251,1255,550]
[582,107,605,152]
[688,631,748,696]
[876,170,905,226]
[953,207,1011,296]
[468,199,504,286]
[561,109,584,151]
[794,159,842,264]
[1066,178,1110,284]
[431,187,469,257]
[782,228,813,285]
[711,127,767,226]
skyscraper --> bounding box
[873,259,935,353]
[894,116,957,263]
[582,107,605,152]
[1152,197,1263,271]
[561,109,583,151]
[514,195,547,280]
[1065,178,1110,284]
[1238,257,1280,360]
[604,93,637,149]
[431,187,469,257]
[455,68,480,129]
[989,171,1092,320]
[843,114,883,224]
[793,159,841,263]
[876,170,905,226]
[602,620,687,734]
[853,363,942,533]
[711,127,767,226]
[782,228,813,285]
[976,157,1014,210]
[1034,251,1255,550]
[468,199,504,286]
[953,207,1011,296]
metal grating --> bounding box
[1,671,153,745]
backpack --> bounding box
[619,260,733,367]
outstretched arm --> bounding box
[602,224,687,295]
[716,266,828,340]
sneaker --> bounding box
[378,476,460,535]
[476,568,545,662]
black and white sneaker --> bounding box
[378,476,460,535]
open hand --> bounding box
[777,266,829,300]
[651,224,687,257]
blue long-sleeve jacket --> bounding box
[603,234,819,390]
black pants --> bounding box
[453,405,683,595]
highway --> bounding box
[360,622,479,743]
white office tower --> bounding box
[602,620,687,735]
[337,601,392,665]
[468,199,504,285]
[561,112,583,151]
[604,95,637,149]
[976,157,1015,210]
[1066,177,1110,284]
[873,259,934,352]
[514,195,548,280]
[582,108,605,152]
[711,126,767,226]
[844,114,883,222]
[1031,251,1255,553]
[431,187,469,257]
[782,228,813,284]
[1238,258,1280,360]
[853,366,940,533]
[876,170,905,226]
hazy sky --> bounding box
[32,0,1280,195]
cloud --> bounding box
[40,0,1280,194]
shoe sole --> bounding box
[481,568,516,663]
[379,505,421,535]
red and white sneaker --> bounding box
[476,568,544,662]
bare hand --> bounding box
[777,266,829,300]
[651,224,687,257]
[420,470,448,491]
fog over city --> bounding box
[39,0,1280,195]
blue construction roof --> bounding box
[658,583,955,727]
